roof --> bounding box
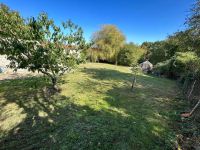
[140,61,153,71]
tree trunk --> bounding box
[115,58,118,65]
[188,80,196,100]
[182,99,200,117]
[190,99,200,115]
[51,77,58,90]
[131,76,136,90]
[115,54,118,65]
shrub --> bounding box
[154,59,172,76]
[173,52,199,76]
[118,43,145,66]
[154,52,200,79]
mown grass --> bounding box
[0,63,186,149]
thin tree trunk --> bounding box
[131,76,136,90]
[181,99,200,117]
[115,54,118,65]
[190,100,200,116]
[115,57,118,65]
[51,77,58,90]
[188,80,196,100]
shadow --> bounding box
[0,68,185,149]
[81,68,133,81]
[81,67,181,99]
[80,67,185,148]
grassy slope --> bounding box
[0,63,185,150]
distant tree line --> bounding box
[140,0,200,82]
[86,25,146,66]
[85,1,200,83]
[139,0,200,120]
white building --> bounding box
[0,55,10,67]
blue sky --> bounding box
[1,0,195,44]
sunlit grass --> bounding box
[0,63,186,149]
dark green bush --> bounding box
[154,59,172,75]
[154,52,200,79]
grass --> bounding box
[0,63,186,150]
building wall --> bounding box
[0,55,10,67]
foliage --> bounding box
[86,47,100,62]
[186,0,200,56]
[154,59,172,76]
[131,63,142,89]
[163,29,200,59]
[118,43,146,66]
[0,4,30,54]
[141,29,199,65]
[142,17,200,79]
[91,25,126,64]
[141,41,169,65]
[0,4,27,38]
[187,0,200,34]
[154,52,200,79]
[0,4,85,88]
[147,3,200,139]
[173,52,200,77]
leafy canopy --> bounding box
[118,42,146,66]
[91,25,125,64]
[0,4,85,88]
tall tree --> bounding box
[187,0,200,33]
[91,25,125,65]
[0,4,85,90]
[187,0,200,55]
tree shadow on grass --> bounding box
[80,67,186,148]
[81,67,182,101]
[81,68,133,81]
[0,68,185,149]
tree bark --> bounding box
[190,99,200,115]
[115,54,118,65]
[188,80,196,100]
[51,77,58,90]
[131,76,136,90]
[181,99,200,118]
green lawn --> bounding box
[0,63,185,149]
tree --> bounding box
[167,30,197,54]
[186,0,200,55]
[0,3,30,54]
[91,25,125,64]
[118,42,146,66]
[142,41,168,65]
[131,63,141,91]
[0,4,85,90]
[187,0,200,33]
